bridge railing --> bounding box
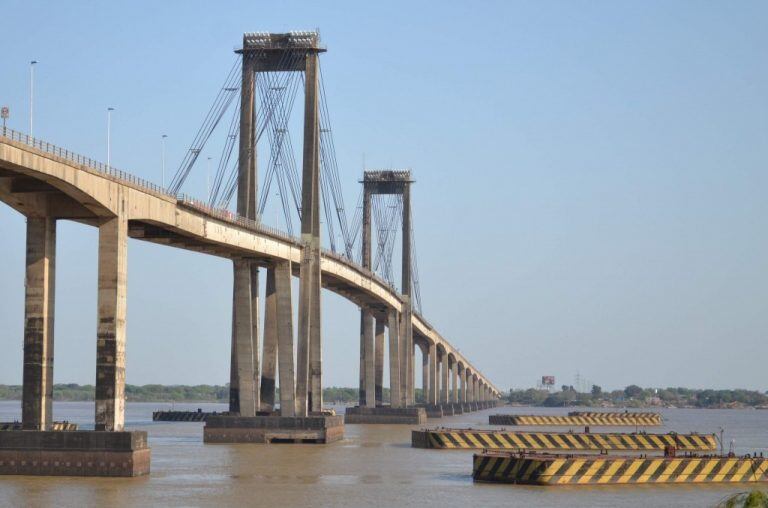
[1,127,399,298]
[176,194,300,246]
[1,126,173,198]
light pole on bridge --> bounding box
[107,107,115,171]
[29,60,38,137]
[161,134,168,188]
[206,156,212,203]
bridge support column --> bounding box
[420,344,429,403]
[22,217,56,431]
[428,343,438,405]
[387,310,401,408]
[309,249,322,412]
[359,312,369,406]
[440,351,449,405]
[362,311,375,408]
[95,213,127,432]
[451,362,459,403]
[260,267,278,411]
[375,318,385,406]
[275,260,296,417]
[230,259,257,417]
[399,303,413,406]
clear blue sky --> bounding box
[1,1,766,391]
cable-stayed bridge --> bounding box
[0,31,500,476]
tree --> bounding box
[591,385,602,397]
[624,385,643,399]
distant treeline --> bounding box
[0,384,231,402]
[507,385,768,409]
[0,384,394,404]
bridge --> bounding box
[0,31,500,476]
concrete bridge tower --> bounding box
[205,31,344,443]
[345,170,428,424]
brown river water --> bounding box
[1,401,767,507]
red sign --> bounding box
[541,376,555,386]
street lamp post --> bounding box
[107,107,115,171]
[1,106,8,136]
[29,60,37,138]
[161,134,168,188]
[206,156,212,203]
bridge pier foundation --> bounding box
[204,414,343,444]
[421,404,444,418]
[344,406,426,424]
[0,430,150,477]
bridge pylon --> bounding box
[345,170,429,424]
[207,31,343,444]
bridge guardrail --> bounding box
[1,127,172,198]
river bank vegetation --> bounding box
[506,385,768,409]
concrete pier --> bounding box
[275,260,296,417]
[362,312,374,408]
[95,212,128,432]
[0,431,149,477]
[231,258,257,416]
[440,349,449,405]
[22,217,56,431]
[387,310,401,408]
[422,404,444,419]
[204,415,343,444]
[260,267,278,411]
[428,343,437,405]
[344,406,426,425]
[374,319,385,406]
